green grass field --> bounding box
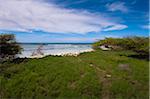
[0,50,149,99]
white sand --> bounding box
[19,49,94,58]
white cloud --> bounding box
[103,24,128,31]
[106,2,128,13]
[0,0,127,34]
[141,25,150,29]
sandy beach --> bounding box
[28,49,94,58]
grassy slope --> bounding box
[0,50,149,99]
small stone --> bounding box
[90,63,94,67]
[105,74,111,78]
[118,64,130,71]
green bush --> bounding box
[0,34,22,62]
[93,37,149,55]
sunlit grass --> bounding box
[0,50,149,98]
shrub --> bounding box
[0,34,22,62]
[93,37,149,55]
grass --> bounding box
[0,50,149,99]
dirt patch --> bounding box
[118,64,130,71]
[90,63,112,99]
[68,80,76,89]
[80,73,85,78]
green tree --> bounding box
[0,34,22,62]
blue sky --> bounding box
[0,0,149,43]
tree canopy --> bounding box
[0,34,22,62]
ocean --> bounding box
[18,43,93,58]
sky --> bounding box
[0,0,149,43]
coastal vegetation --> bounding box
[0,35,149,98]
[93,37,149,60]
[0,34,22,62]
[0,51,149,98]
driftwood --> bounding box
[31,45,44,56]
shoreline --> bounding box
[19,49,94,58]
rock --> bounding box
[99,45,111,51]
[118,64,130,71]
[62,53,79,57]
[105,74,111,78]
[90,63,94,67]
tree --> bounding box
[0,34,22,62]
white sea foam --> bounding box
[18,44,93,58]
